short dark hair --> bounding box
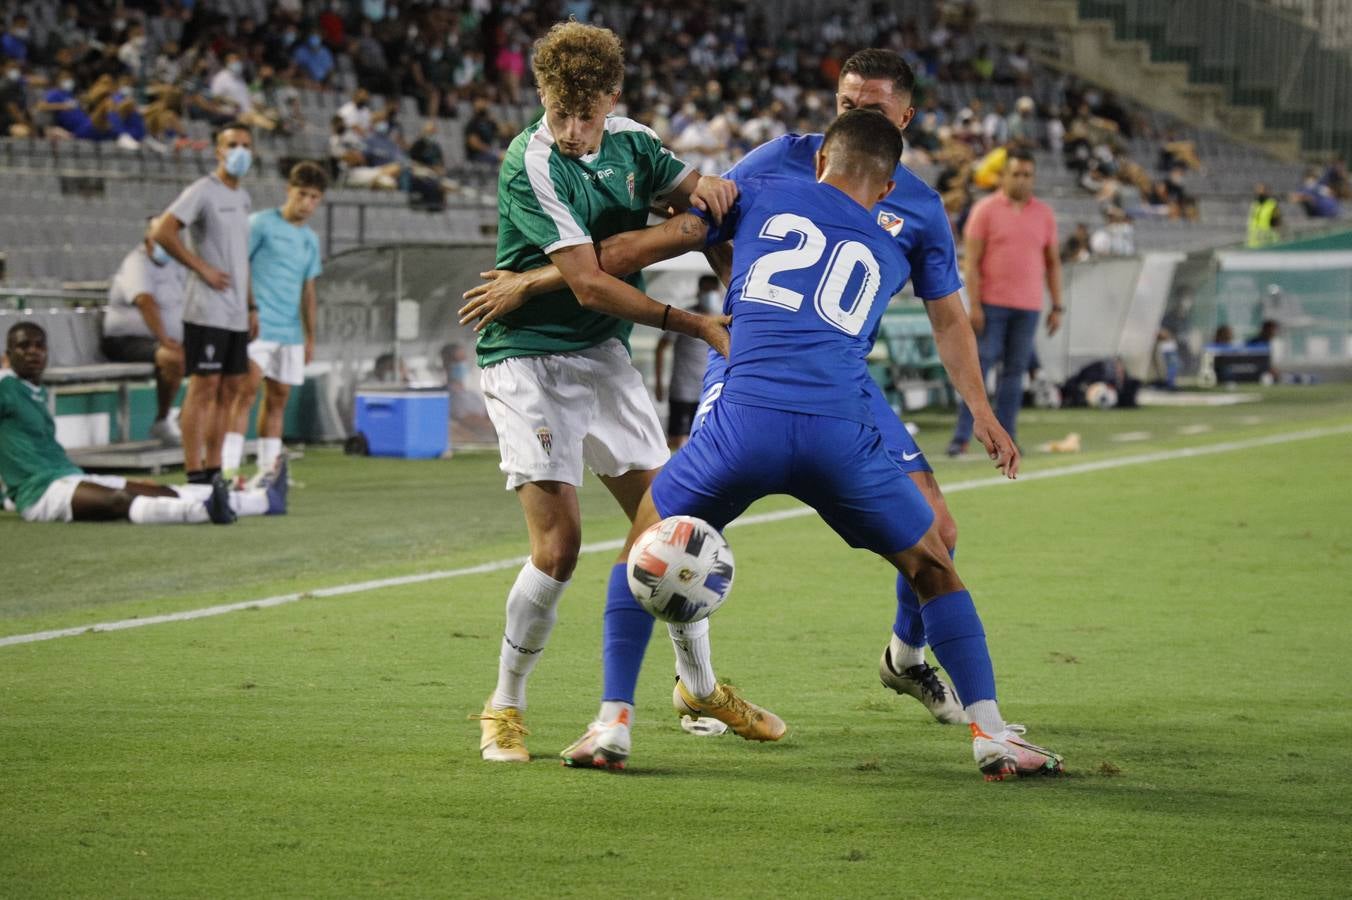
[7,320,45,345]
[821,108,904,185]
[698,274,720,290]
[839,49,916,97]
[1007,147,1036,166]
[288,160,329,192]
[215,121,252,143]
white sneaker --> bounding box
[879,646,967,724]
[971,723,1064,781]
[149,417,182,446]
[559,712,631,771]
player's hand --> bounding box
[973,414,1019,479]
[247,309,259,341]
[1046,307,1063,337]
[200,264,231,291]
[701,313,733,358]
[158,337,182,353]
[968,302,985,336]
[689,176,738,225]
[459,270,530,331]
[304,337,315,365]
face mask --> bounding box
[448,362,469,382]
[407,25,419,39]
[112,20,126,32]
[428,48,443,62]
[374,121,389,134]
[5,70,19,82]
[150,243,171,265]
[698,290,720,310]
[224,145,252,177]
[13,28,29,40]
[59,78,75,92]
[283,31,297,45]
[228,60,243,75]
[308,35,322,49]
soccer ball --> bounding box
[1085,381,1119,409]
[626,516,734,623]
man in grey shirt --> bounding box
[153,121,259,483]
[654,274,719,450]
[102,216,188,445]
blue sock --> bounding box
[602,562,655,704]
[919,589,996,705]
[893,547,955,647]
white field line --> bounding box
[4,423,1349,649]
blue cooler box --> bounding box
[354,390,449,458]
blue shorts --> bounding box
[692,377,932,475]
[653,399,935,555]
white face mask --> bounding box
[5,69,20,82]
[60,78,75,92]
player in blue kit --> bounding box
[565,110,1062,779]
[461,52,1004,736]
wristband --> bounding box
[661,304,671,330]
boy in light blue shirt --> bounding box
[222,161,327,479]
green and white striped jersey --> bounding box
[476,115,694,367]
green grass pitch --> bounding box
[2,386,1350,897]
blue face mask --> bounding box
[150,243,171,266]
[308,34,322,49]
[448,362,469,383]
[224,145,252,178]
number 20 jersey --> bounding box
[705,173,907,426]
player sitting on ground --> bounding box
[222,161,328,482]
[563,109,1063,778]
[0,322,286,525]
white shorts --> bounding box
[22,474,127,523]
[248,340,306,386]
[480,338,670,490]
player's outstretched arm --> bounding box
[458,213,712,331]
[925,292,1020,478]
[550,242,730,357]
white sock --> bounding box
[128,495,209,524]
[888,633,926,671]
[966,700,1005,736]
[598,700,633,727]
[230,490,270,517]
[491,561,569,710]
[668,618,716,699]
[221,431,245,473]
[257,436,283,473]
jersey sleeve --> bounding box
[166,179,206,227]
[908,198,963,301]
[504,161,592,256]
[634,128,695,199]
[690,173,761,247]
[722,135,789,181]
[305,232,322,281]
[247,212,265,261]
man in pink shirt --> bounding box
[948,147,1063,455]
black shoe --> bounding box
[206,474,237,525]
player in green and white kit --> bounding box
[0,322,285,525]
[470,21,744,762]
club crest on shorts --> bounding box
[205,344,216,361]
[535,427,553,455]
[877,211,905,236]
[626,171,635,202]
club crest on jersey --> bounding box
[877,211,905,236]
[535,427,553,455]
[626,171,635,201]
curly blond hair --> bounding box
[532,21,624,113]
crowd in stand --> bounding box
[1,0,1345,242]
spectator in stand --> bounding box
[35,69,90,139]
[1290,170,1341,219]
[352,20,390,95]
[328,114,365,177]
[948,148,1063,456]
[293,30,335,87]
[1061,222,1092,264]
[209,53,259,126]
[1158,132,1203,173]
[0,59,32,137]
[1006,96,1036,144]
[464,97,503,164]
[338,87,374,136]
[1090,206,1135,257]
[1247,183,1282,248]
[1322,159,1349,201]
[409,119,446,174]
[1163,167,1199,221]
[1,14,31,63]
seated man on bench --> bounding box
[102,216,189,446]
[1,321,287,525]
